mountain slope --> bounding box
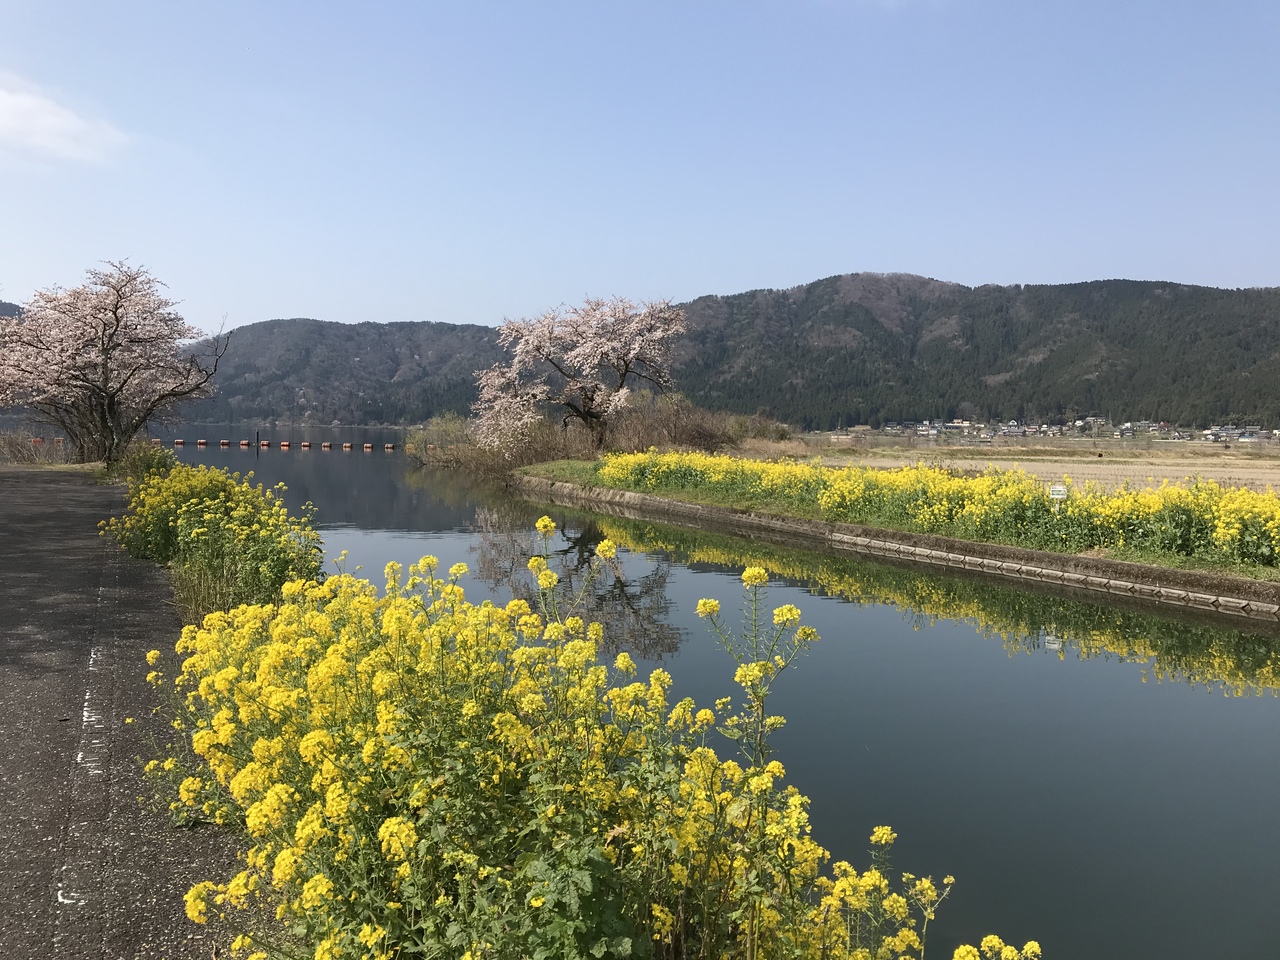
[174,273,1280,427]
[184,318,505,424]
[674,274,1280,427]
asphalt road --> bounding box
[0,467,236,960]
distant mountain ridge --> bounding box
[184,317,505,424]
[0,301,19,318]
[22,274,1280,428]
[674,273,1280,427]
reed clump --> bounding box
[406,396,794,478]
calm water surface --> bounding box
[175,435,1280,960]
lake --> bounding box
[172,432,1280,959]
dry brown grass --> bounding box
[406,398,796,475]
[731,436,819,460]
[818,441,1280,492]
[0,430,74,465]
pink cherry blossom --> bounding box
[0,261,226,462]
[473,296,686,447]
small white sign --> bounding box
[1049,484,1069,500]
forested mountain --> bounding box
[127,275,1280,427]
[183,318,505,424]
[0,301,19,318]
[674,274,1280,428]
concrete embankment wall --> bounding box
[513,476,1280,624]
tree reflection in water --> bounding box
[469,506,685,660]
[592,513,1280,696]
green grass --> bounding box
[520,459,604,487]
[1097,544,1280,583]
[522,459,833,520]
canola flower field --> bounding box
[593,452,1280,568]
[106,462,1038,960]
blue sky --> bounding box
[2,1,1277,332]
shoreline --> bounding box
[512,475,1280,624]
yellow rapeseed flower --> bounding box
[772,604,801,627]
[184,880,215,923]
[299,873,334,909]
[870,825,897,846]
[378,816,417,861]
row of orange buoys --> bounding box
[153,438,396,451]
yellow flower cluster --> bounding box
[104,464,323,619]
[600,450,830,514]
[121,467,1032,960]
[102,462,248,561]
[952,935,1043,960]
[598,451,1280,566]
[158,548,1027,959]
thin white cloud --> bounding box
[0,74,128,162]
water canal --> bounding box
[173,433,1280,959]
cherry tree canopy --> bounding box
[0,262,226,463]
[473,296,687,447]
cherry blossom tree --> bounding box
[473,296,686,447]
[0,261,227,463]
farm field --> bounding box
[832,443,1280,492]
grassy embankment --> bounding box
[523,452,1280,582]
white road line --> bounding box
[55,641,106,911]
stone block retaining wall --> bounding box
[514,476,1280,623]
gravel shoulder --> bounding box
[0,466,237,960]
